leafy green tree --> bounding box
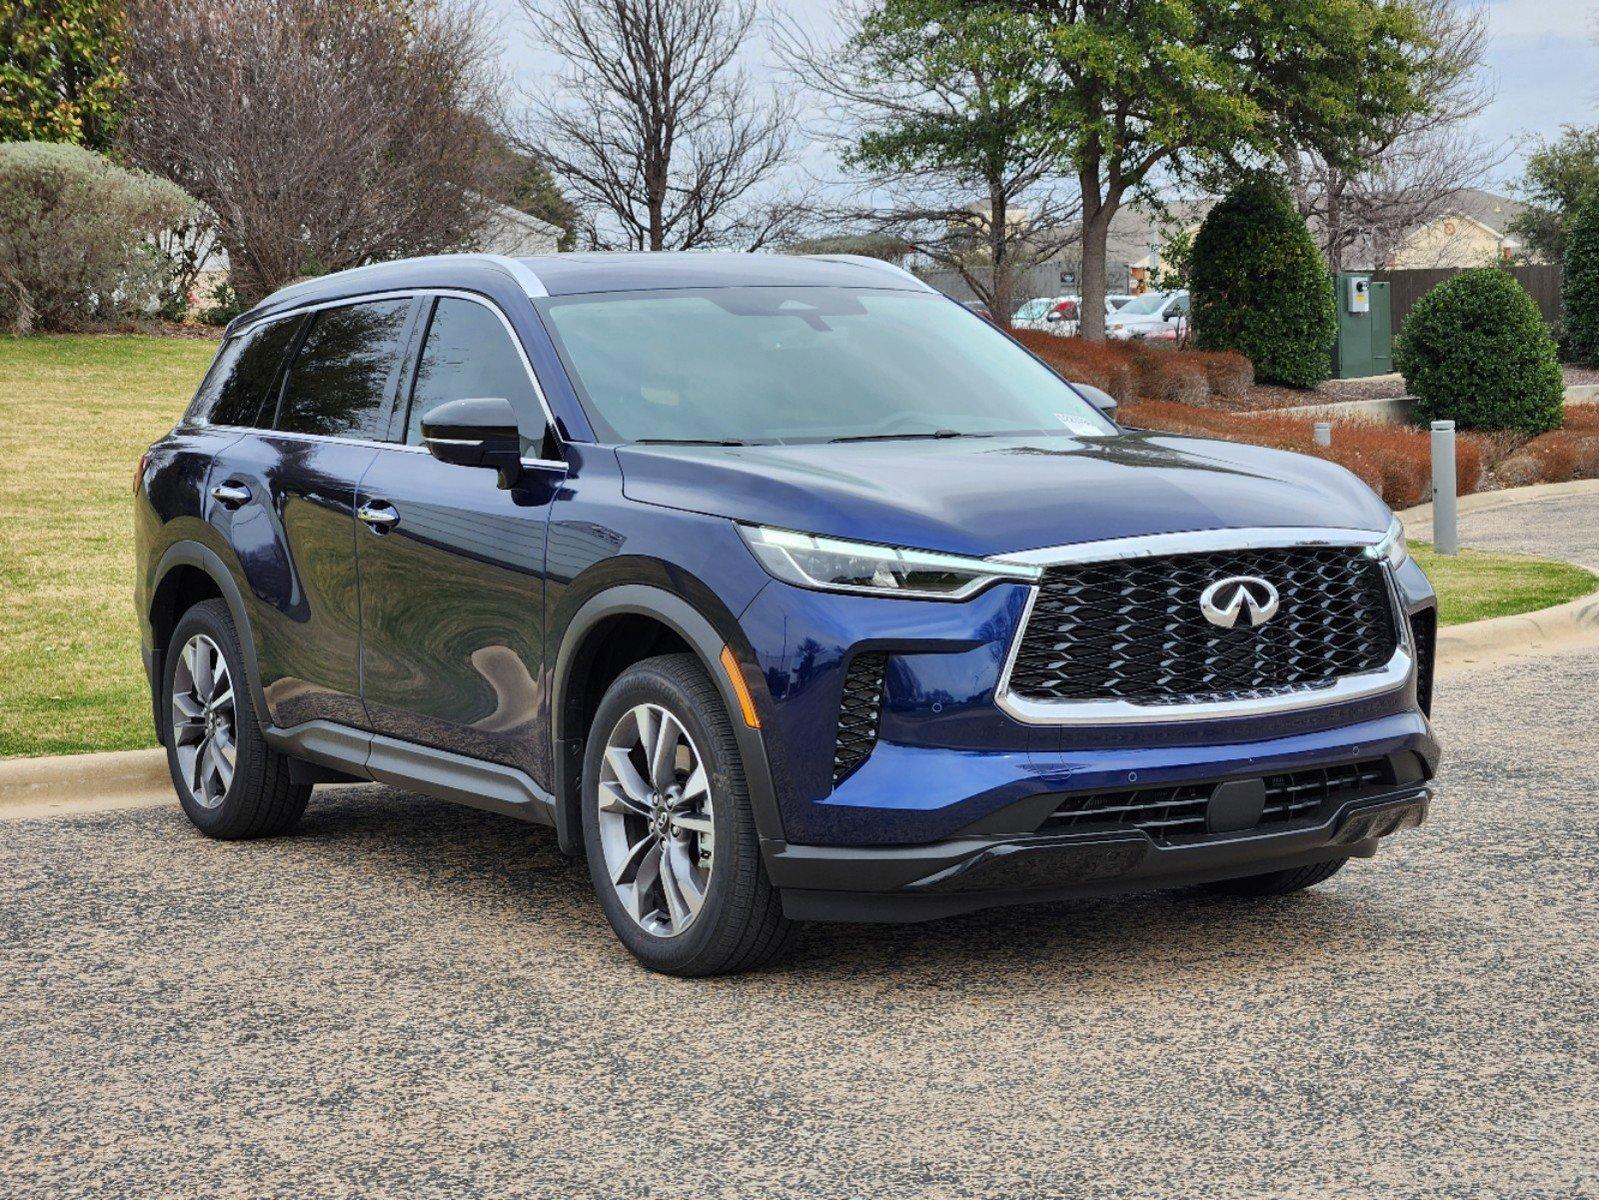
[1395,268,1564,433]
[1509,126,1599,263]
[1026,0,1429,339]
[0,0,126,149]
[1190,176,1335,388]
[777,0,1080,319]
[506,155,579,252]
[1564,191,1599,367]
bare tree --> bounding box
[1284,0,1501,272]
[518,0,801,251]
[120,0,506,304]
[776,1,1079,320]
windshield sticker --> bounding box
[1055,413,1105,436]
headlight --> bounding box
[1370,516,1409,568]
[738,525,1042,600]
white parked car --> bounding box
[1011,294,1123,337]
[1106,290,1190,340]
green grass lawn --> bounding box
[1410,542,1596,626]
[1,331,1596,758]
[1,333,217,757]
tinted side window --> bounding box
[405,298,548,456]
[188,316,301,428]
[276,299,411,440]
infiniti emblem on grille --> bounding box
[1199,576,1280,629]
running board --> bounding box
[263,720,556,827]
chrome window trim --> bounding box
[990,526,1413,726]
[478,253,549,299]
[187,286,564,449]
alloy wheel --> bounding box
[171,633,237,809]
[596,702,716,937]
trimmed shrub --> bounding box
[1563,191,1599,367]
[1394,268,1565,434]
[1190,176,1336,388]
[1192,349,1254,398]
[1128,343,1209,405]
[1012,329,1139,402]
[0,141,198,334]
[1119,397,1487,510]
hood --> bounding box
[615,432,1392,559]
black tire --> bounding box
[162,598,310,839]
[581,653,797,977]
[1202,856,1349,897]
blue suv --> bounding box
[134,253,1438,975]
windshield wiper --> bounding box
[829,429,983,444]
[636,437,750,446]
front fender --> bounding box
[549,579,781,857]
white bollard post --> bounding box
[1313,421,1332,448]
[1431,420,1458,556]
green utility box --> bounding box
[1331,273,1393,378]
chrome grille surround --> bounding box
[989,527,1413,726]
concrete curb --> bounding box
[1434,592,1599,672]
[0,748,169,819]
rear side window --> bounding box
[188,317,301,428]
[404,298,548,455]
[276,299,411,440]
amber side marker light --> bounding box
[719,645,761,729]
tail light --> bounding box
[134,451,151,494]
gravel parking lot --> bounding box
[4,648,1597,1199]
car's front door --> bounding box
[355,294,565,785]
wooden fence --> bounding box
[1373,264,1563,337]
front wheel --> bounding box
[581,653,796,976]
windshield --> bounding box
[1118,292,1168,316]
[539,286,1118,445]
[1014,298,1051,319]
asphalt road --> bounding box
[4,650,1597,1199]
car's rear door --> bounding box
[355,294,565,785]
[217,295,421,731]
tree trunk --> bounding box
[988,183,1012,321]
[1326,180,1344,273]
[1077,183,1115,342]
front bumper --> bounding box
[769,788,1429,922]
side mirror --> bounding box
[1071,381,1119,422]
[421,396,523,488]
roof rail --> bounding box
[805,254,934,292]
[225,253,549,336]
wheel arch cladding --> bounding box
[149,542,271,745]
[551,583,781,857]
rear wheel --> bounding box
[1202,856,1349,897]
[162,599,310,839]
[581,653,796,976]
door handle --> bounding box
[357,501,400,533]
[210,481,251,509]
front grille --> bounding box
[1042,758,1397,843]
[1410,608,1436,716]
[833,654,887,784]
[1008,545,1398,706]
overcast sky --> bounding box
[495,0,1599,196]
